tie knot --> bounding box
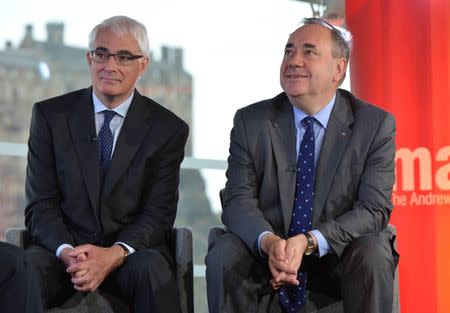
[302,116,314,129]
[102,110,116,124]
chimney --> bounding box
[20,24,34,48]
[173,48,183,69]
[161,46,183,69]
[46,22,64,45]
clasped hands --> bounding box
[59,244,125,292]
[261,233,308,290]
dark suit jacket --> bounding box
[25,87,189,259]
[222,89,396,257]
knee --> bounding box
[342,235,394,276]
[124,249,173,282]
[0,244,28,280]
[205,233,250,275]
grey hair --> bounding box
[302,17,353,61]
[88,16,150,57]
[301,17,353,85]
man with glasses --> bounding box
[24,16,188,312]
[206,18,398,313]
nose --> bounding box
[103,55,118,70]
[288,51,304,67]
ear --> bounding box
[333,58,347,83]
[86,51,93,70]
[138,57,150,76]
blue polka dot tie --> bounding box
[98,110,116,189]
[279,116,315,312]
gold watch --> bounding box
[116,243,130,259]
[304,232,316,255]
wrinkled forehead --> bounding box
[289,23,333,41]
[93,28,140,51]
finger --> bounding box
[273,270,287,283]
[271,259,293,274]
[73,269,88,278]
[270,278,285,289]
[67,263,87,275]
[74,279,100,292]
[71,274,90,287]
[272,281,287,289]
[76,253,87,262]
[73,282,93,292]
[268,262,281,279]
[278,273,299,285]
[274,271,299,285]
[69,245,91,258]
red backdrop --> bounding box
[346,1,450,313]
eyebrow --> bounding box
[94,47,134,55]
[285,43,294,49]
[285,42,318,51]
[303,43,317,50]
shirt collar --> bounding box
[92,91,134,118]
[292,93,336,129]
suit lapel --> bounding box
[101,91,154,200]
[313,91,354,225]
[68,87,100,214]
[268,94,297,236]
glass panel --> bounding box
[177,168,224,313]
[0,156,26,240]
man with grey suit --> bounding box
[206,18,398,313]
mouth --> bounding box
[100,77,121,83]
[286,73,308,79]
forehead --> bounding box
[93,28,140,52]
[287,24,333,49]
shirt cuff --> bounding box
[114,242,135,254]
[257,231,273,257]
[310,230,330,257]
[56,243,74,258]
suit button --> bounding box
[93,232,98,236]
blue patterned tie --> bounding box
[279,116,315,312]
[98,110,116,189]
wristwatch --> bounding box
[304,232,316,255]
[116,243,130,259]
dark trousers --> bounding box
[0,242,43,313]
[205,232,397,313]
[26,244,182,313]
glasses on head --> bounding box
[303,18,352,45]
[90,48,144,65]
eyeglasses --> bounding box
[90,48,144,65]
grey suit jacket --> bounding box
[222,89,396,257]
[25,87,189,259]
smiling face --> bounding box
[86,28,149,108]
[280,24,346,113]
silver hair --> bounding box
[88,16,150,57]
[302,17,353,61]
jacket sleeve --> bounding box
[221,110,274,254]
[25,103,75,252]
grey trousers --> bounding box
[206,232,397,313]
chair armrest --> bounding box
[173,226,193,313]
[5,227,30,248]
[207,225,227,248]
